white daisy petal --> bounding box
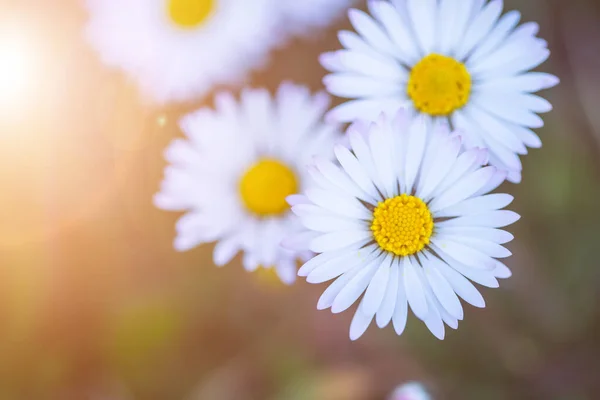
[348,8,400,58]
[423,261,463,320]
[436,210,520,228]
[324,74,403,99]
[86,0,276,103]
[276,259,298,285]
[437,227,514,244]
[296,112,517,338]
[455,0,504,61]
[392,266,409,335]
[338,50,407,81]
[369,0,421,65]
[349,306,374,341]
[155,84,340,283]
[308,245,379,284]
[406,0,437,54]
[334,143,380,199]
[422,291,446,340]
[317,264,363,310]
[309,230,373,253]
[493,260,513,279]
[404,257,429,321]
[322,1,556,181]
[429,166,496,213]
[435,193,514,218]
[376,257,400,328]
[332,256,382,313]
[361,253,392,316]
[405,115,429,193]
[430,238,497,270]
[467,10,521,65]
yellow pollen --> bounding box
[371,194,434,257]
[239,159,298,216]
[167,0,215,29]
[407,53,472,116]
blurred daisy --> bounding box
[86,0,275,103]
[389,382,431,400]
[292,110,518,339]
[321,0,559,183]
[154,83,340,284]
[272,0,358,41]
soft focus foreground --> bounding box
[0,0,599,399]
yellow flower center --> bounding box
[167,0,215,29]
[239,159,298,216]
[371,194,434,257]
[407,53,472,116]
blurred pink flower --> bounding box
[389,382,431,400]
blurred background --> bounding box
[0,0,599,399]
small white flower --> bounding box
[389,382,431,400]
[272,0,358,41]
[154,83,340,284]
[86,0,275,103]
[291,110,519,339]
[321,0,559,183]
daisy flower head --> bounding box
[154,83,341,284]
[292,110,519,339]
[272,0,358,41]
[321,0,559,183]
[86,0,275,103]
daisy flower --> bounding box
[154,83,340,284]
[86,0,275,103]
[291,110,519,339]
[272,0,358,41]
[321,0,559,183]
[389,382,431,400]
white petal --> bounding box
[327,98,407,123]
[405,115,429,193]
[424,261,463,320]
[422,293,446,340]
[334,143,379,199]
[418,135,461,200]
[348,9,400,59]
[360,253,392,315]
[493,261,513,279]
[404,257,429,320]
[349,307,374,340]
[213,235,241,266]
[298,249,348,276]
[369,0,421,65]
[309,230,372,253]
[331,256,382,313]
[308,245,379,284]
[467,10,521,65]
[324,74,403,99]
[430,238,497,270]
[392,266,408,335]
[431,253,486,308]
[437,226,514,244]
[435,193,514,218]
[276,259,297,285]
[436,210,520,228]
[376,257,400,328]
[429,166,496,213]
[317,264,363,310]
[338,50,407,81]
[455,0,504,61]
[406,0,437,54]
[305,188,372,220]
[314,156,378,205]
